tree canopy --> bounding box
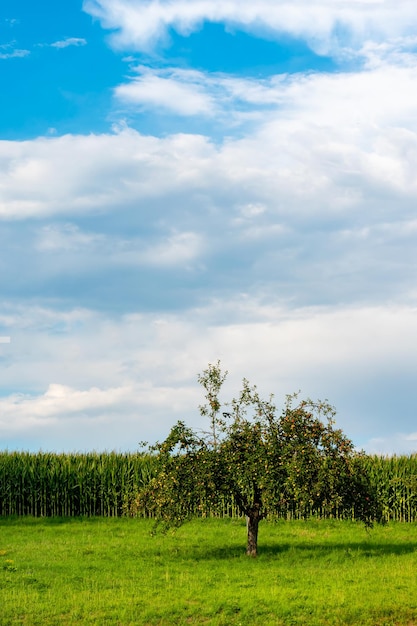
[137,362,381,556]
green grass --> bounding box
[1,517,417,625]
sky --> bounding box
[1,0,417,455]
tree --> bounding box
[137,361,381,557]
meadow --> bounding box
[2,516,417,625]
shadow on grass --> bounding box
[2,517,417,563]
[186,541,417,561]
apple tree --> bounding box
[137,362,381,556]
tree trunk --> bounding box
[246,512,259,557]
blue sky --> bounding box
[2,0,417,454]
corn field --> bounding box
[0,451,156,517]
[1,451,417,520]
[363,454,417,522]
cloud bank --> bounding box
[1,301,417,452]
[2,0,417,454]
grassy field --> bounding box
[1,516,417,625]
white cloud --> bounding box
[361,36,417,69]
[115,67,214,115]
[114,67,289,117]
[0,383,132,424]
[129,231,204,267]
[36,223,104,251]
[50,37,87,49]
[83,0,417,56]
[0,130,216,219]
[0,379,198,450]
[0,46,30,60]
[34,222,204,270]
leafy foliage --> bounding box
[137,362,382,554]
